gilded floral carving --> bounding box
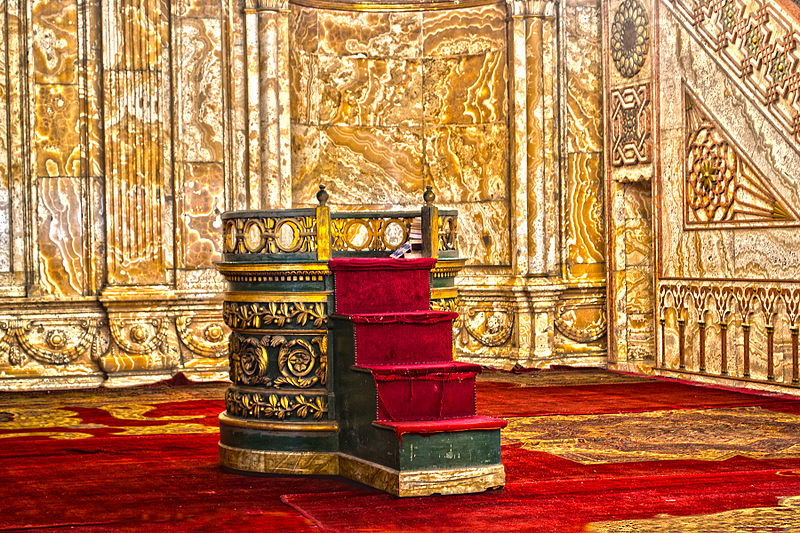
[225,389,328,420]
[223,301,326,330]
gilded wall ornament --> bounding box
[684,90,797,224]
[610,0,650,78]
[274,336,327,389]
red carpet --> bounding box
[2,370,800,531]
[476,378,800,417]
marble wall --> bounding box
[609,0,800,393]
[0,0,231,389]
[0,0,610,389]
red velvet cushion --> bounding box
[330,258,436,314]
[351,316,456,365]
[373,370,478,421]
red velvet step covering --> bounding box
[330,258,436,314]
[363,362,481,422]
[343,311,458,366]
[374,415,508,438]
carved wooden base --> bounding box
[339,454,506,497]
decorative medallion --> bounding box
[610,0,650,78]
[684,88,797,225]
[464,307,514,347]
[610,83,652,166]
[228,332,272,386]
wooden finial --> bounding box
[423,185,435,206]
[316,184,329,206]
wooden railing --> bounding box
[221,185,458,262]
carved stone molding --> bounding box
[0,319,103,367]
[610,83,652,166]
[175,315,229,359]
[463,305,515,348]
[554,301,607,343]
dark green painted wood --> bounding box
[219,423,338,452]
[398,429,502,470]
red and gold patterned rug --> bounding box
[2,368,800,531]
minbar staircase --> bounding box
[330,257,506,497]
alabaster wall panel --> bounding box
[180,162,225,270]
[318,56,423,127]
[177,16,224,163]
[422,51,507,125]
[292,125,424,206]
[421,3,505,57]
[32,0,78,84]
[37,177,85,296]
[441,201,511,266]
[290,2,510,268]
[424,124,508,204]
[0,188,9,273]
[35,85,81,177]
[177,0,220,18]
[564,4,602,154]
[317,11,422,58]
[565,152,604,266]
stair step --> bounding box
[344,311,458,365]
[330,258,436,314]
[367,362,480,422]
[374,416,508,438]
[360,361,481,376]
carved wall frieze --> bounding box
[175,316,229,359]
[223,301,326,330]
[225,389,328,420]
[669,0,800,147]
[554,301,607,343]
[0,319,102,366]
[463,306,515,347]
[611,84,652,166]
[109,317,170,356]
